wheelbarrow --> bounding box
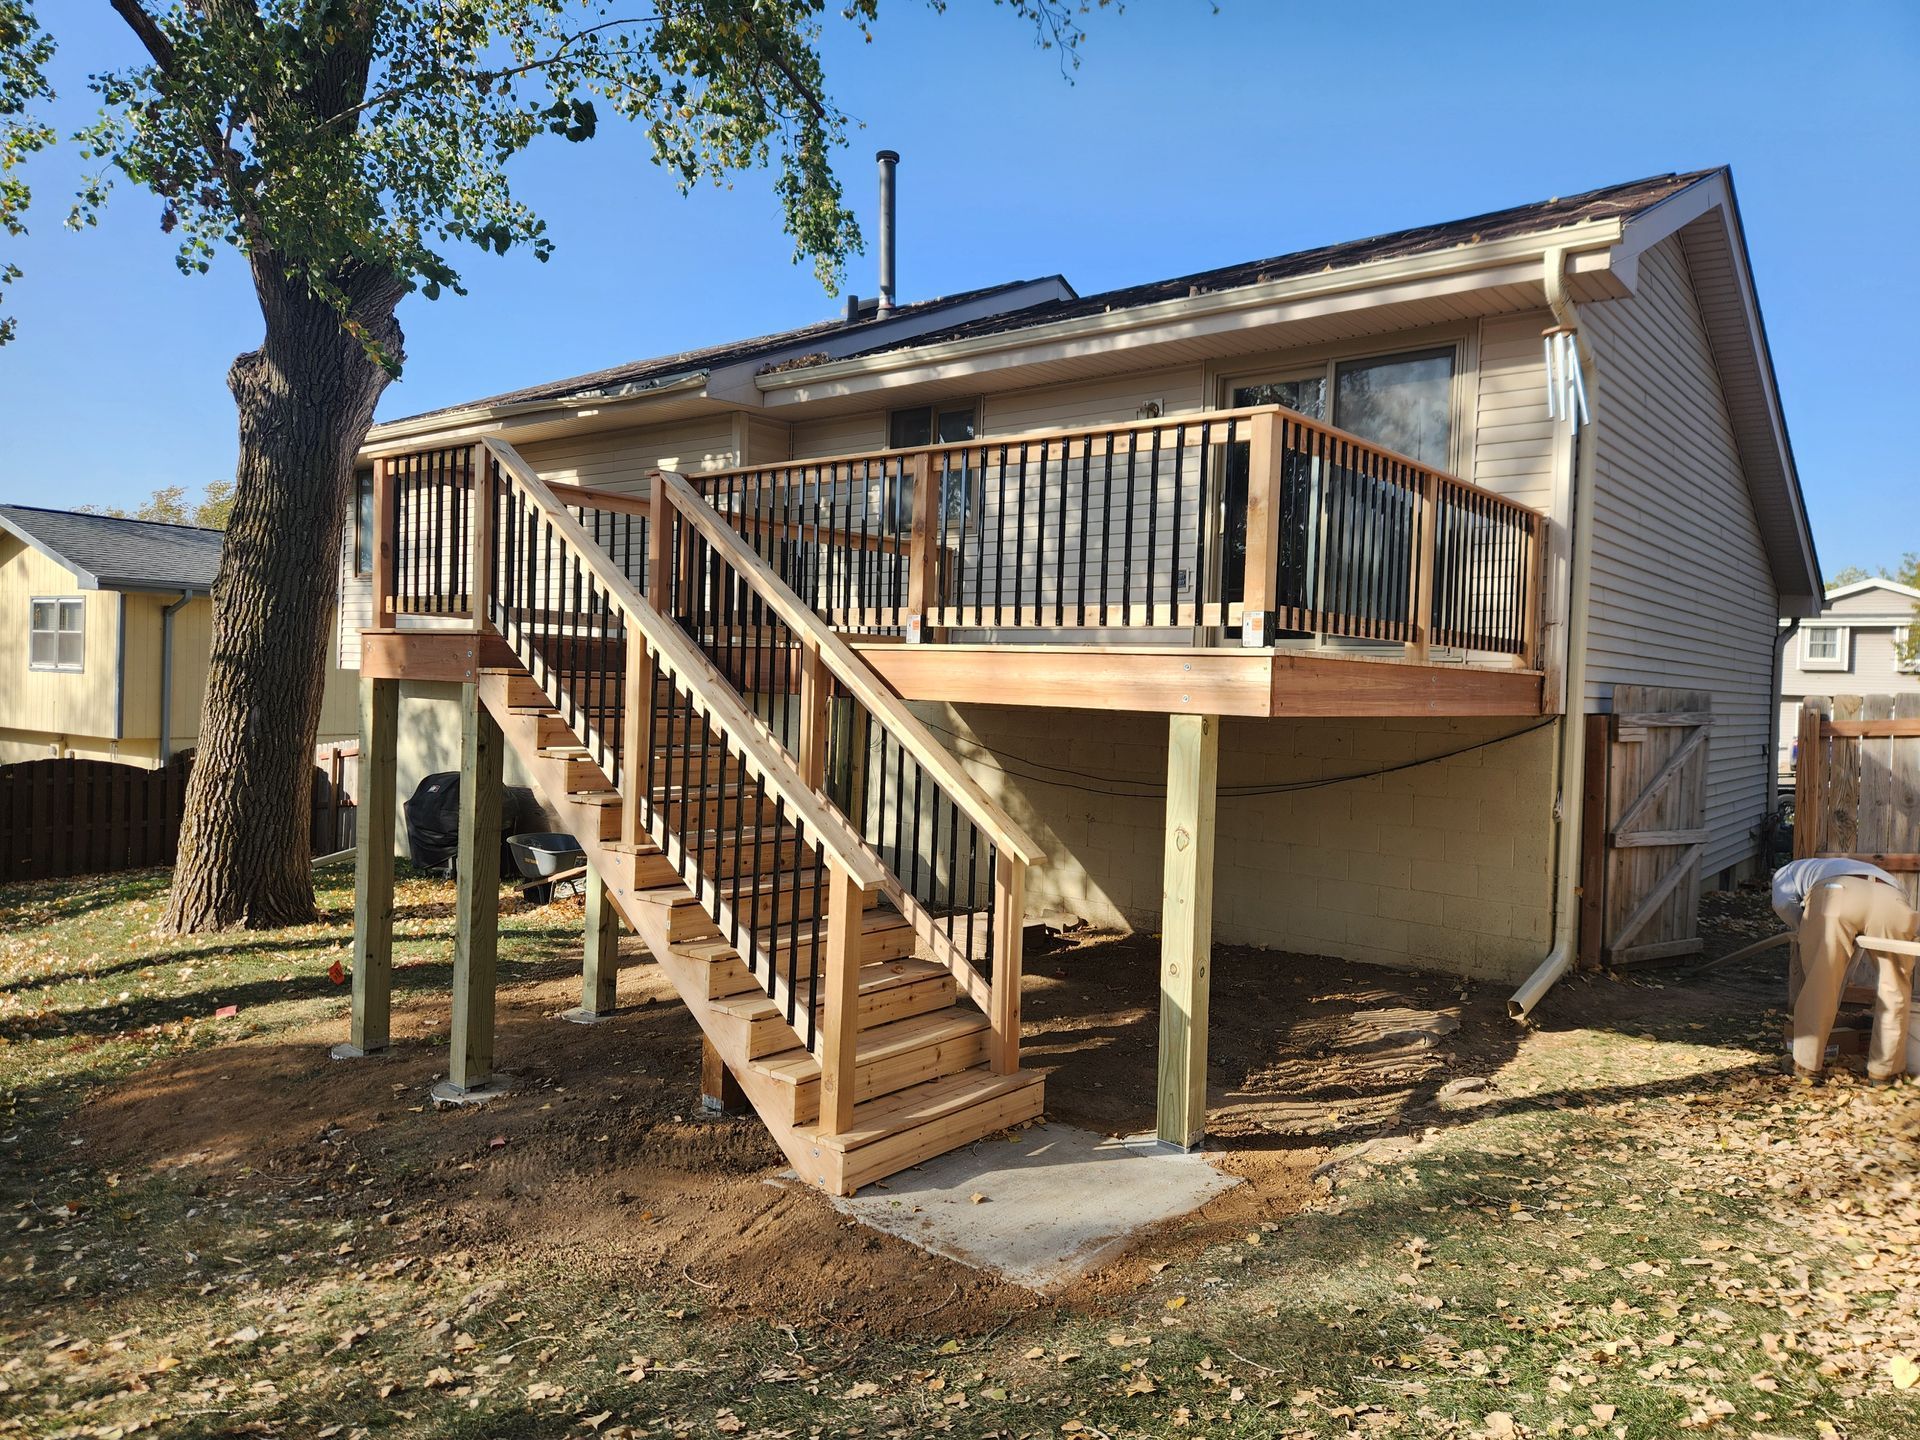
[507,832,588,905]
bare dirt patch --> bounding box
[74,884,1793,1341]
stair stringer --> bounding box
[474,668,842,1190]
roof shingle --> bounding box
[0,506,224,592]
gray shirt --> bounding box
[1770,857,1904,928]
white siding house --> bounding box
[1779,578,1920,773]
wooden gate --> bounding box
[1578,685,1713,967]
[1794,694,1920,907]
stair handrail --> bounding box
[481,437,886,892]
[655,467,1046,870]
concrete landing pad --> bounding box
[825,1124,1242,1290]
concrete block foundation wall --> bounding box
[921,704,1559,986]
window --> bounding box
[1801,625,1847,670]
[887,402,981,526]
[353,466,375,576]
[29,597,84,672]
[887,402,977,451]
[1222,346,1458,630]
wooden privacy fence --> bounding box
[0,750,357,885]
[1579,685,1713,968]
[1794,695,1920,906]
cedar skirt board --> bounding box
[1577,685,1713,968]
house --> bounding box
[334,165,1819,1193]
[0,506,357,767]
[1779,578,1920,777]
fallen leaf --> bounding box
[1890,1355,1920,1390]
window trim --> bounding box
[1800,623,1848,671]
[28,595,85,673]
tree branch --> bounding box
[107,0,176,74]
[316,16,664,130]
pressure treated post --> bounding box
[817,860,866,1136]
[334,675,399,1060]
[441,682,506,1099]
[701,1038,748,1115]
[1239,413,1283,647]
[562,865,620,1023]
[1157,712,1218,1149]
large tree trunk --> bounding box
[165,262,403,932]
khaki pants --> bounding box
[1792,877,1919,1080]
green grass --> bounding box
[3,868,1917,1439]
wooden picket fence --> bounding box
[0,749,356,885]
[1794,694,1920,907]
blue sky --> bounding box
[3,2,1916,576]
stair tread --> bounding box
[709,958,948,1021]
[755,1007,989,1085]
[807,1067,1041,1152]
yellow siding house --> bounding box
[0,506,355,766]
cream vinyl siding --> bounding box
[338,511,374,670]
[791,412,886,461]
[516,416,739,500]
[1472,313,1559,512]
[981,367,1206,433]
[1580,235,1779,876]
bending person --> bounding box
[1771,857,1918,1085]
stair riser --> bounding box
[725,972,956,1060]
[784,1027,990,1126]
[700,926,918,998]
[824,1082,1046,1195]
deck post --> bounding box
[469,443,494,628]
[817,860,866,1137]
[700,1037,748,1115]
[371,456,396,630]
[1239,413,1282,647]
[563,865,620,1022]
[904,450,937,642]
[1407,469,1438,663]
[1157,712,1218,1149]
[441,681,507,1099]
[335,675,399,1059]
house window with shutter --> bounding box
[29,597,84,672]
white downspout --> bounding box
[1508,247,1600,1020]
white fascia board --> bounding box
[753,223,1623,405]
[1617,170,1821,607]
[361,372,715,455]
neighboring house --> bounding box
[0,506,356,767]
[336,165,1820,1188]
[1779,577,1920,776]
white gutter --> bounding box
[1509,246,1601,1021]
[362,371,713,451]
[757,221,1626,396]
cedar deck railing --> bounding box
[430,439,1038,1134]
[372,403,1546,667]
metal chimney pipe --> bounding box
[875,149,899,316]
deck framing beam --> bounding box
[1157,713,1219,1150]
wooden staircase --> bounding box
[469,442,1045,1195]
